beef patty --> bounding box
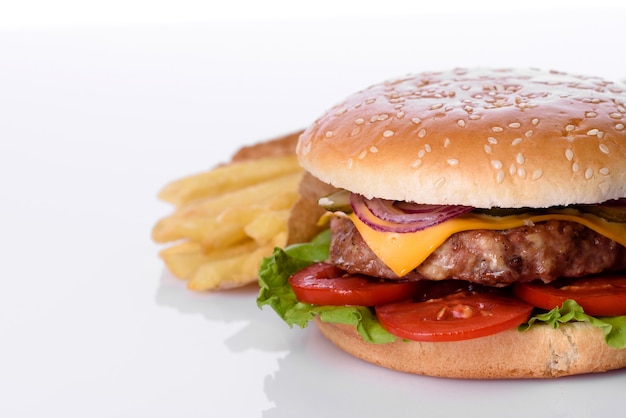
[329,216,626,286]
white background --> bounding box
[1,2,625,417]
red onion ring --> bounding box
[350,194,474,233]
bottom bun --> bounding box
[314,318,626,379]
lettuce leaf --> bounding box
[256,230,396,343]
[258,229,626,348]
[519,299,626,349]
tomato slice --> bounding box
[376,291,533,342]
[513,273,626,316]
[288,262,422,306]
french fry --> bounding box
[244,210,291,245]
[158,155,302,206]
[158,241,206,279]
[159,240,259,280]
[153,132,305,291]
[151,172,303,243]
[187,243,275,291]
[201,216,256,250]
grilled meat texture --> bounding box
[329,216,626,286]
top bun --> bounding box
[297,68,626,208]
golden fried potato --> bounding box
[152,172,302,244]
[158,154,301,207]
[153,132,304,291]
[244,210,291,245]
[187,243,276,291]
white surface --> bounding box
[1,6,626,417]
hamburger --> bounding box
[257,68,626,379]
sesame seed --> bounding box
[525,130,534,138]
[496,170,505,183]
[587,128,599,136]
[424,144,432,152]
[418,150,426,158]
[447,158,459,166]
[347,158,354,169]
[487,137,498,144]
[411,159,422,168]
[365,98,376,105]
[358,150,367,160]
[585,111,598,118]
[599,144,610,154]
[463,106,474,113]
[301,141,312,156]
[518,103,537,109]
[599,167,610,175]
[430,103,444,110]
[616,123,625,131]
[531,118,540,126]
[418,129,427,138]
[396,111,405,119]
[484,145,492,154]
[491,160,503,170]
[325,131,335,138]
[383,130,395,138]
[585,168,594,180]
[532,169,543,180]
[469,114,482,120]
[565,149,574,161]
[444,138,451,147]
[517,167,527,178]
[516,153,525,164]
[351,127,361,137]
[609,112,623,119]
[512,138,523,146]
[565,125,576,132]
[434,178,446,188]
[411,117,422,125]
[598,131,605,139]
[354,118,365,125]
[572,162,580,173]
[457,119,466,128]
[378,114,389,121]
[509,163,516,176]
[334,108,348,116]
[491,126,504,133]
[370,146,379,153]
[508,122,521,129]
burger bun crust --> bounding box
[297,68,626,208]
[315,318,626,379]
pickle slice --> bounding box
[576,206,626,223]
[318,189,352,213]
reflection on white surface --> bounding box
[155,271,293,354]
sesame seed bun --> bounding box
[315,318,626,379]
[297,68,626,208]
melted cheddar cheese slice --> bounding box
[348,210,626,277]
